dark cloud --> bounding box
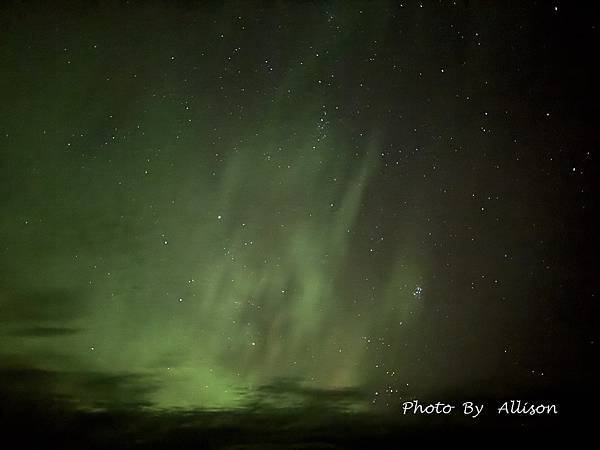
[0,363,160,410]
[7,325,82,337]
[241,378,369,412]
[0,363,592,448]
[0,287,89,323]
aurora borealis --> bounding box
[0,0,598,447]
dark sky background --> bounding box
[0,0,598,447]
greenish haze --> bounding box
[0,1,427,412]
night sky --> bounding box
[1,0,598,447]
